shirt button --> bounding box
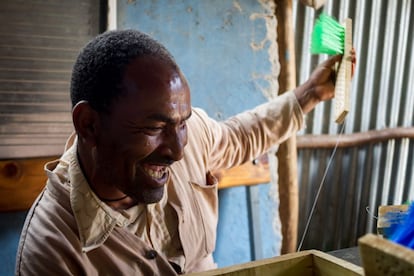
[144,250,158,260]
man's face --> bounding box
[91,57,191,204]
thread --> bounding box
[297,122,346,252]
[365,206,378,220]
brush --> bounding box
[311,13,352,124]
[386,201,414,249]
[311,13,345,55]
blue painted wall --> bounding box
[118,0,276,119]
[0,211,28,276]
[118,0,281,268]
[216,183,282,267]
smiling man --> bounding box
[73,55,192,208]
[16,30,354,275]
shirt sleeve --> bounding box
[189,91,304,171]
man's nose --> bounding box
[161,127,186,161]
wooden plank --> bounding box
[187,250,363,276]
[0,153,269,211]
[359,233,414,276]
[0,156,56,211]
[188,250,313,276]
[215,157,270,189]
[312,250,363,276]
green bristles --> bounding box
[311,13,345,55]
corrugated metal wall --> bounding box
[0,0,103,159]
[292,0,414,251]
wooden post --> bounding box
[275,0,298,254]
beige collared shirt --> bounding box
[16,91,304,275]
[63,136,186,268]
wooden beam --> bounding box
[216,127,414,190]
[297,127,414,149]
[275,0,299,254]
[0,154,271,211]
[215,157,270,189]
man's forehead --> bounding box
[122,57,185,90]
[115,58,191,121]
[145,108,192,123]
[126,55,177,74]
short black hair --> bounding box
[70,29,178,112]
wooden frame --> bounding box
[188,250,363,276]
[359,234,414,276]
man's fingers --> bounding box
[324,54,342,67]
[351,47,357,77]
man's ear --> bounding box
[72,101,100,146]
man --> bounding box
[16,29,355,275]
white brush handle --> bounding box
[334,18,352,124]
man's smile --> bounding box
[141,164,169,183]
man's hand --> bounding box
[294,49,356,114]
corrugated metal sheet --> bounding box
[293,0,414,251]
[0,0,102,159]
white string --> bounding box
[365,206,378,220]
[297,122,346,252]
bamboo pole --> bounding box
[275,0,298,254]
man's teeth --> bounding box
[144,167,166,178]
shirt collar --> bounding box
[63,138,144,252]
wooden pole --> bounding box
[297,127,414,149]
[275,0,298,254]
